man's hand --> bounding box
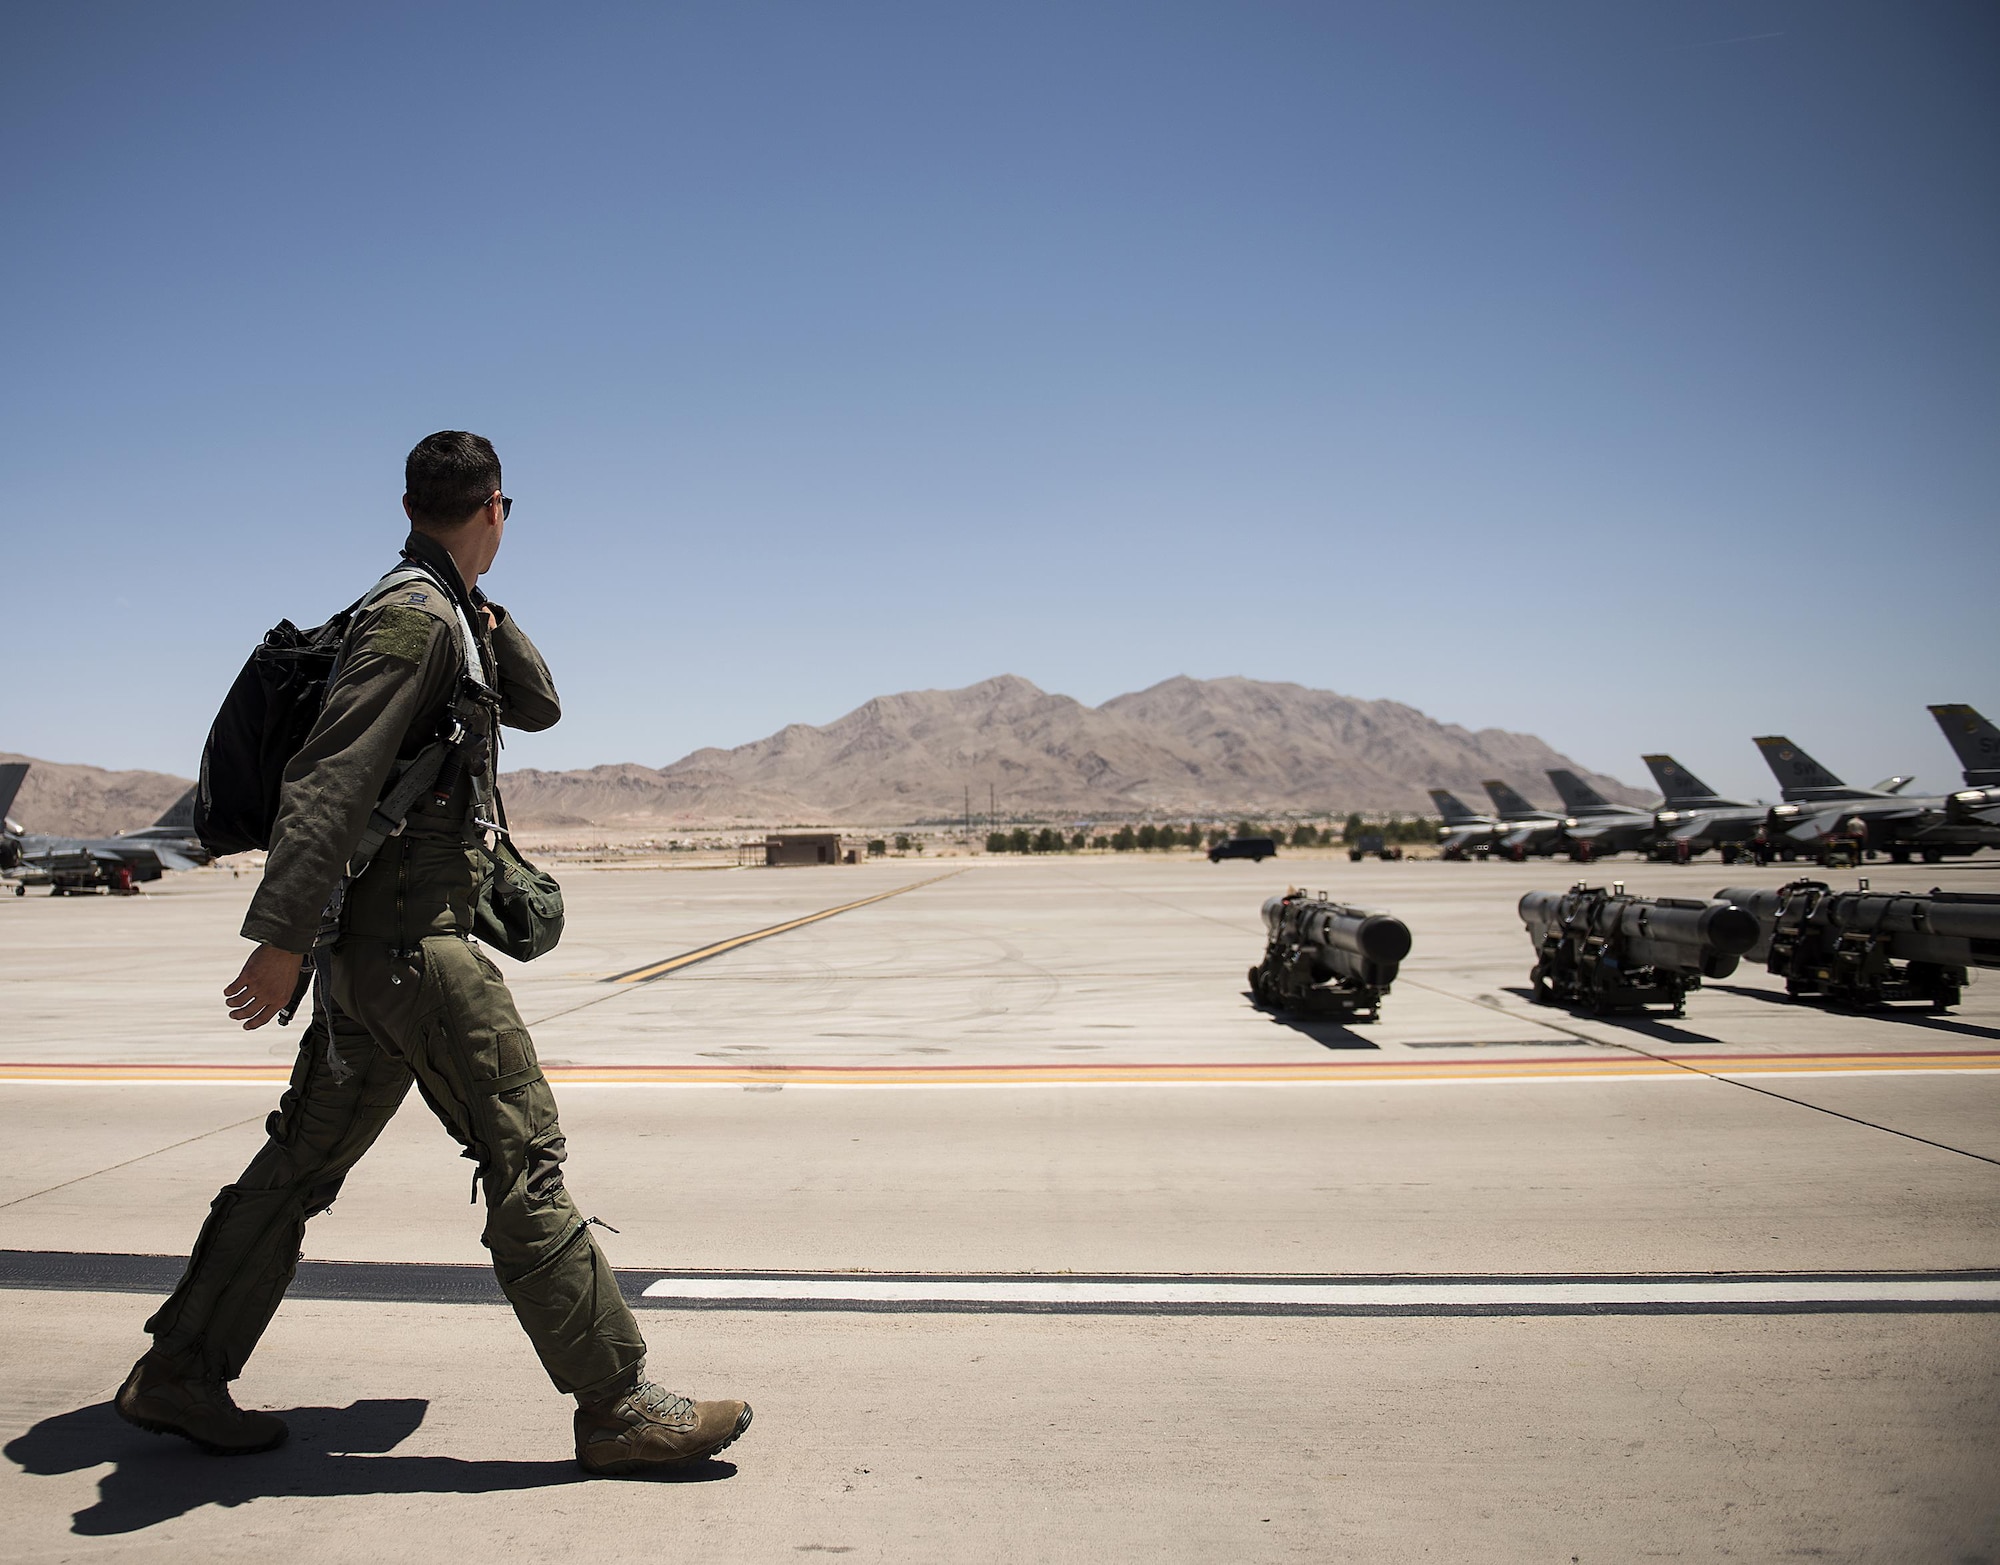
[225,944,305,1030]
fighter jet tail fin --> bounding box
[1754,737,1847,799]
[1482,779,1541,819]
[151,786,197,831]
[0,762,27,828]
[1428,788,1485,825]
[1928,703,2000,787]
[1546,769,1613,814]
[1643,754,1721,805]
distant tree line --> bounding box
[980,815,1441,853]
[985,824,1218,854]
[1337,813,1439,845]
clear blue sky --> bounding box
[3,1,1994,802]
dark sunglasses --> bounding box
[489,493,513,520]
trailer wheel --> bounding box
[1248,966,1269,1006]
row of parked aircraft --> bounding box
[1430,703,2000,866]
[0,763,213,895]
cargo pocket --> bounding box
[479,1031,547,1121]
[524,1130,569,1203]
[301,1172,349,1219]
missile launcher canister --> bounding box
[1520,884,1758,1017]
[1250,891,1412,1021]
[1717,880,2000,1011]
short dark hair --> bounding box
[404,430,501,528]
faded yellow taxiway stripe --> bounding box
[605,870,965,985]
[3,1052,1996,1087]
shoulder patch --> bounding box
[360,603,446,666]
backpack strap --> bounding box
[280,562,501,1050]
[345,741,457,881]
[333,558,503,878]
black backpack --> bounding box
[192,564,469,857]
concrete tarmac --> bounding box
[2,853,1997,1560]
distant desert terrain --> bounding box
[0,752,194,839]
[7,674,1644,837]
[500,674,1644,828]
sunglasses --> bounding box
[489,492,513,520]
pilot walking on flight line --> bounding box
[118,432,751,1475]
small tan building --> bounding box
[765,832,847,867]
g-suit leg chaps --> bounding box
[148,936,646,1401]
[145,1002,413,1381]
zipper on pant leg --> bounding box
[500,1217,592,1288]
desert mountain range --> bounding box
[501,675,1646,826]
[0,752,194,839]
[7,677,1646,836]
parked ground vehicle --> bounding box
[1209,835,1278,863]
[1348,832,1404,862]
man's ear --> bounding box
[402,495,417,522]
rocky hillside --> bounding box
[0,753,194,837]
[500,675,1647,825]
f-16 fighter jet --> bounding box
[1754,735,2000,866]
[1642,755,1768,862]
[1428,788,1503,859]
[0,763,213,895]
[1545,769,1657,861]
[1481,779,1567,861]
[1927,703,2000,827]
[1930,704,2000,789]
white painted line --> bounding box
[641,1277,2000,1307]
[5,1067,1998,1090]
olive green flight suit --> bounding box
[145,531,646,1401]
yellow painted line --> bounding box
[605,871,964,984]
[2,1054,1995,1087]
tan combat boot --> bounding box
[115,1353,288,1455]
[574,1380,752,1475]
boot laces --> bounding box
[629,1380,694,1423]
[196,1377,243,1411]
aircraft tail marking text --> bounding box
[1929,704,2000,786]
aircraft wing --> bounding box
[152,845,206,872]
[1850,801,1929,825]
[37,842,164,872]
[24,845,117,873]
[1955,796,2000,828]
[1780,809,1853,844]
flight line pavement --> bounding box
[1,854,1996,1560]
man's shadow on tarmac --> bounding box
[6,1397,735,1535]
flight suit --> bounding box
[145,530,647,1401]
